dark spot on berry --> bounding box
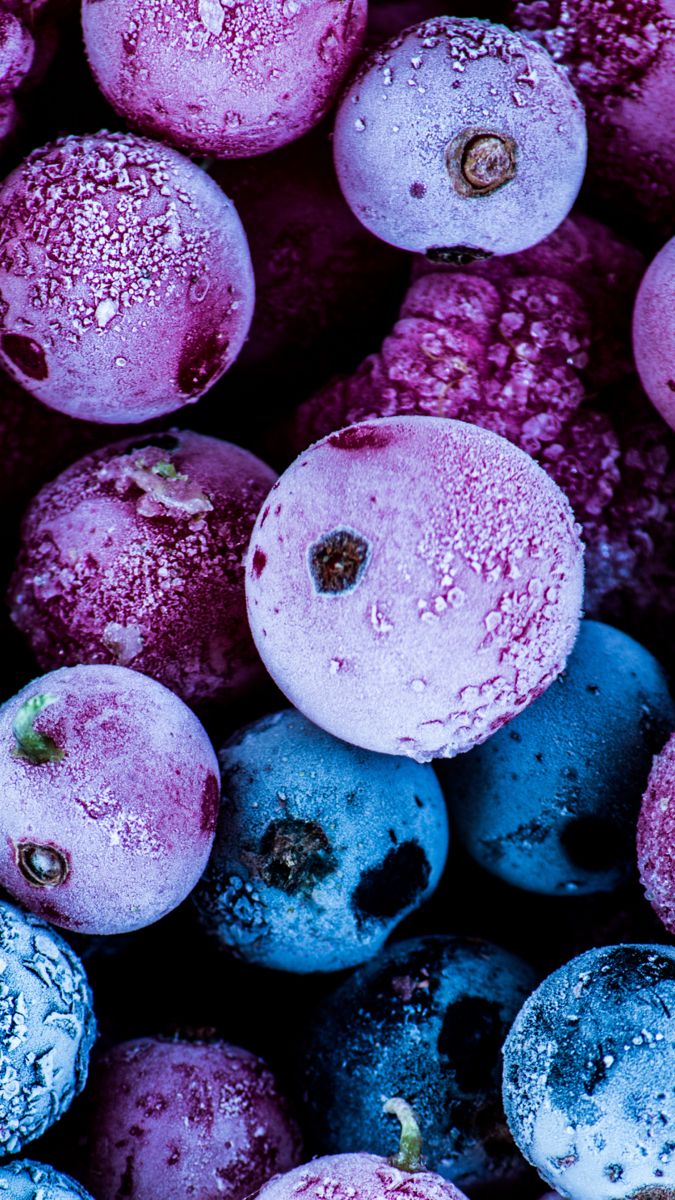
[560,815,626,872]
[352,841,430,924]
[668,380,675,392]
[200,774,220,834]
[328,424,393,451]
[409,181,426,198]
[308,528,370,595]
[251,548,267,579]
[426,245,493,265]
[508,729,522,742]
[16,841,69,887]
[438,995,504,1092]
[124,434,181,454]
[605,1164,624,1182]
[259,818,337,895]
[167,1146,181,1166]
[2,333,48,380]
[586,682,600,694]
[177,328,229,397]
[117,1154,135,1199]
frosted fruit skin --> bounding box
[193,708,449,973]
[300,934,538,1189]
[255,1154,470,1200]
[0,131,254,423]
[75,1038,302,1200]
[502,944,675,1200]
[333,17,587,257]
[0,1161,93,1200]
[81,0,367,159]
[9,430,276,710]
[246,416,584,762]
[637,734,675,935]
[0,900,96,1158]
[0,664,220,934]
[0,11,34,97]
[633,237,675,432]
[440,620,675,896]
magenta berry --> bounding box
[81,0,367,160]
[74,1037,302,1200]
[9,431,276,710]
[633,236,675,432]
[246,416,583,761]
[333,17,587,258]
[0,131,254,423]
[0,10,34,96]
[0,664,220,934]
[638,732,675,935]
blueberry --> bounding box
[0,1161,93,1200]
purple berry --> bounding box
[73,1037,302,1200]
[0,10,34,96]
[0,664,220,934]
[638,733,675,936]
[81,0,367,160]
[0,131,254,423]
[633,236,675,431]
[333,17,587,257]
[9,431,276,711]
[245,416,583,761]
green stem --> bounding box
[383,1097,423,1173]
[12,694,65,765]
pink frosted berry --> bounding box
[333,17,587,258]
[0,10,34,96]
[0,131,254,423]
[246,416,583,762]
[74,1037,302,1200]
[9,430,276,711]
[638,734,675,934]
[81,0,367,160]
[633,236,675,432]
[0,664,220,935]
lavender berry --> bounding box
[632,236,675,432]
[0,664,220,935]
[74,1037,302,1200]
[0,1162,93,1200]
[0,131,254,423]
[0,900,96,1157]
[194,708,449,973]
[333,17,587,258]
[637,733,675,936]
[246,416,584,762]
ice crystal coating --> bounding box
[82,0,367,159]
[0,1160,93,1200]
[0,11,34,97]
[633,236,675,432]
[0,664,220,934]
[75,1037,302,1200]
[194,708,449,973]
[246,416,583,762]
[0,899,96,1158]
[503,944,675,1199]
[0,131,254,423]
[333,17,586,256]
[638,734,675,936]
[254,1154,470,1200]
[441,620,675,895]
[9,431,276,710]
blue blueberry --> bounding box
[193,709,449,972]
[503,943,675,1200]
[299,934,538,1190]
[439,620,675,895]
[0,1161,93,1200]
[0,900,96,1157]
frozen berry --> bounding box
[9,431,276,711]
[193,708,449,973]
[0,899,96,1158]
[0,664,220,934]
[503,943,675,1199]
[0,131,254,423]
[638,732,675,936]
[0,10,34,96]
[300,934,538,1190]
[333,17,586,258]
[73,1037,302,1200]
[633,236,675,432]
[0,1161,93,1200]
[441,620,675,896]
[246,416,583,762]
[81,0,367,160]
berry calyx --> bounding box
[447,129,517,197]
[16,842,70,887]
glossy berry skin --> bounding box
[9,431,276,711]
[300,935,538,1190]
[74,1038,302,1200]
[0,1161,93,1200]
[0,900,96,1158]
[333,17,586,258]
[637,734,675,935]
[193,708,449,973]
[633,236,675,432]
[0,131,254,423]
[82,0,367,160]
[254,1154,470,1200]
[0,664,220,935]
[503,944,675,1200]
[246,416,584,762]
[440,620,675,896]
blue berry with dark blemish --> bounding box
[0,1161,93,1200]
[192,709,449,973]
